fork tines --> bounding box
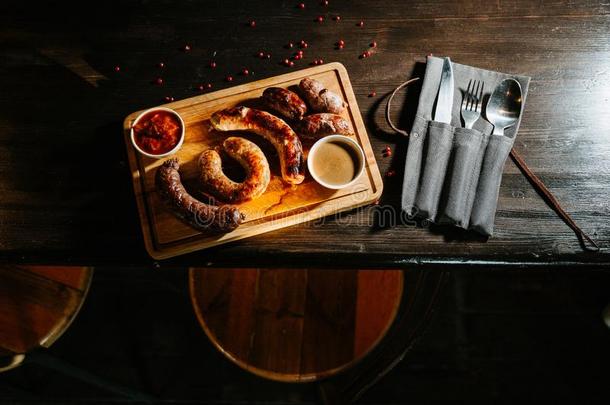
[461,79,484,129]
[465,79,483,111]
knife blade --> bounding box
[434,57,454,123]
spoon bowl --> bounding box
[486,78,522,136]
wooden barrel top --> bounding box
[189,268,403,382]
[0,265,93,355]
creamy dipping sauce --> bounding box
[310,140,360,186]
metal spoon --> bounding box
[486,78,522,136]
[485,78,599,251]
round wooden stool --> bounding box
[0,265,93,372]
[189,268,403,382]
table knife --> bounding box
[413,57,455,221]
[434,57,454,123]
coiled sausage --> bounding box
[199,137,271,203]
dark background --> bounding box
[1,268,609,403]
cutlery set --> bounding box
[398,55,597,249]
[401,56,529,235]
[435,57,523,138]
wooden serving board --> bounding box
[123,63,383,260]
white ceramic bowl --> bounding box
[130,107,185,159]
[307,135,365,190]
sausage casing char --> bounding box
[199,137,271,203]
[210,106,305,185]
[299,77,347,114]
[261,87,308,121]
[156,158,244,232]
[296,113,352,141]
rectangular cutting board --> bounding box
[123,62,383,260]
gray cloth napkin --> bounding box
[401,56,530,236]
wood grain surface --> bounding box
[0,266,93,355]
[189,268,403,382]
[124,63,382,259]
[0,0,609,267]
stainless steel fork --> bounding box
[461,79,484,129]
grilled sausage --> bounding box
[156,158,244,232]
[296,113,353,141]
[261,87,308,120]
[299,77,347,114]
[210,106,305,185]
[199,137,271,203]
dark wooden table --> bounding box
[1,0,609,268]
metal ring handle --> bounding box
[385,77,420,137]
[0,354,25,373]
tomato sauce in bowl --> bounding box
[131,108,184,157]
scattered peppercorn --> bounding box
[383,146,392,157]
[225,75,233,82]
[357,21,364,27]
[249,20,256,27]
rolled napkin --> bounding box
[400,56,530,236]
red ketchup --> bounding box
[133,110,182,155]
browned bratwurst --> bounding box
[299,77,347,114]
[296,113,353,141]
[210,106,305,185]
[156,158,244,232]
[199,137,271,203]
[261,87,308,120]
